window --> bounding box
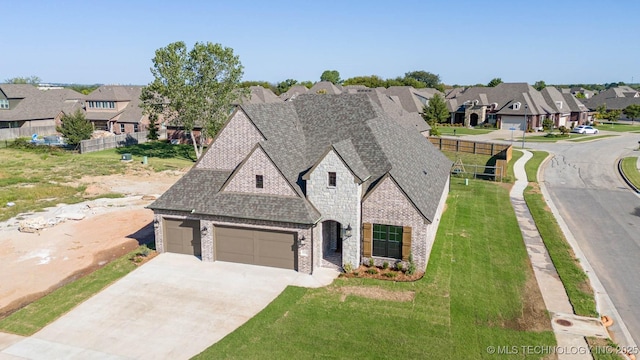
[513,102,521,110]
[87,101,115,109]
[328,172,337,187]
[255,175,264,189]
[134,124,139,132]
[119,123,125,133]
[373,224,403,258]
[0,99,8,109]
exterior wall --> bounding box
[196,110,264,170]
[153,210,313,274]
[363,176,436,271]
[306,150,361,269]
[422,176,449,270]
[464,105,486,127]
[224,147,296,196]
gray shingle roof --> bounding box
[152,94,451,224]
[0,84,84,122]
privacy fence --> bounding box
[0,126,58,141]
[428,137,513,181]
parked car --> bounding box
[571,125,599,134]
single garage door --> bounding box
[215,227,296,270]
[164,219,201,256]
[500,116,526,130]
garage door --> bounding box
[164,219,201,256]
[501,116,526,130]
[215,227,296,270]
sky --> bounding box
[2,0,638,86]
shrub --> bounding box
[383,272,397,278]
[382,261,389,270]
[396,262,404,272]
[366,268,378,275]
[343,263,353,273]
[368,258,375,267]
[137,245,150,257]
[407,253,417,275]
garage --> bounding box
[500,116,526,130]
[215,226,296,270]
[164,219,201,256]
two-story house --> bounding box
[85,85,148,134]
[148,94,451,274]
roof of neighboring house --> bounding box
[383,86,427,113]
[279,85,309,101]
[150,94,451,224]
[85,86,145,124]
[238,86,282,104]
[541,86,571,114]
[0,84,84,122]
[582,96,640,111]
[448,83,556,116]
[308,81,342,95]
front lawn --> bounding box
[568,134,617,142]
[195,179,555,359]
[438,126,495,136]
[594,122,640,132]
[621,157,640,190]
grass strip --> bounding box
[0,246,148,336]
[568,135,617,142]
[524,151,549,182]
[621,157,640,190]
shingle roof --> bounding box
[85,86,145,124]
[308,81,343,95]
[85,85,140,101]
[0,84,84,122]
[151,94,451,224]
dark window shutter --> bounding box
[402,226,412,261]
[363,223,372,257]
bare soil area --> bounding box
[0,170,184,316]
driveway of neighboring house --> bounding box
[2,253,338,360]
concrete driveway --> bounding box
[2,253,338,359]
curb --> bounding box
[538,153,638,350]
[617,158,640,194]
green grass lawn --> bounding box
[0,141,194,221]
[438,126,495,136]
[594,122,640,132]
[194,179,556,359]
[568,134,618,142]
[0,245,152,335]
[621,157,640,189]
[524,151,549,182]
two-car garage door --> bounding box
[500,116,526,130]
[163,219,296,270]
[215,227,296,270]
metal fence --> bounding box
[0,126,58,141]
[79,130,166,153]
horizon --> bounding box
[2,0,638,86]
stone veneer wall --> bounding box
[153,210,313,274]
[307,150,361,270]
[196,110,264,170]
[223,147,296,196]
[362,176,448,271]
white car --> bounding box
[571,125,599,134]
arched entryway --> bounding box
[321,220,342,269]
[470,113,479,127]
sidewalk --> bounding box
[511,150,604,360]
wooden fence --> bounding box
[79,130,166,153]
[0,126,58,141]
[428,137,512,162]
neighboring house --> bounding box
[355,88,431,136]
[384,86,443,114]
[149,94,451,274]
[308,81,343,95]
[0,84,84,138]
[581,86,640,119]
[446,83,589,130]
[85,86,148,134]
[279,85,309,101]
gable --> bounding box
[222,145,297,197]
[196,109,265,170]
[362,175,425,224]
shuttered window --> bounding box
[372,224,403,259]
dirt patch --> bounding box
[340,265,424,282]
[335,286,415,302]
[499,261,553,333]
[80,169,184,198]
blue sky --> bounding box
[2,0,638,86]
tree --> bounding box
[421,93,450,125]
[56,110,93,149]
[239,81,276,94]
[5,76,41,85]
[342,75,386,88]
[299,80,314,88]
[140,41,244,159]
[623,104,640,124]
[320,70,341,84]
[276,79,298,95]
[542,118,555,134]
[595,104,622,123]
[534,80,546,91]
[575,92,586,99]
[404,71,441,88]
[147,113,160,141]
[487,78,503,87]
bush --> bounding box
[366,268,378,275]
[382,261,389,270]
[407,253,417,275]
[383,272,397,278]
[395,262,404,272]
[368,258,375,267]
[343,263,353,273]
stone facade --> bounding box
[307,150,362,270]
[362,175,446,271]
[196,110,264,170]
[223,147,296,197]
[153,210,313,274]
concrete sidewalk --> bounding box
[511,150,605,360]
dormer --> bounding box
[513,102,521,110]
[555,101,563,109]
[0,99,8,110]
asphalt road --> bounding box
[531,132,640,346]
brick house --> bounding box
[149,94,451,274]
[84,85,148,134]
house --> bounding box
[0,84,84,139]
[581,86,640,119]
[279,85,309,101]
[446,83,589,130]
[308,81,343,95]
[84,85,148,134]
[384,86,443,114]
[148,94,451,274]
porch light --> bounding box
[298,235,306,246]
[344,224,352,238]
